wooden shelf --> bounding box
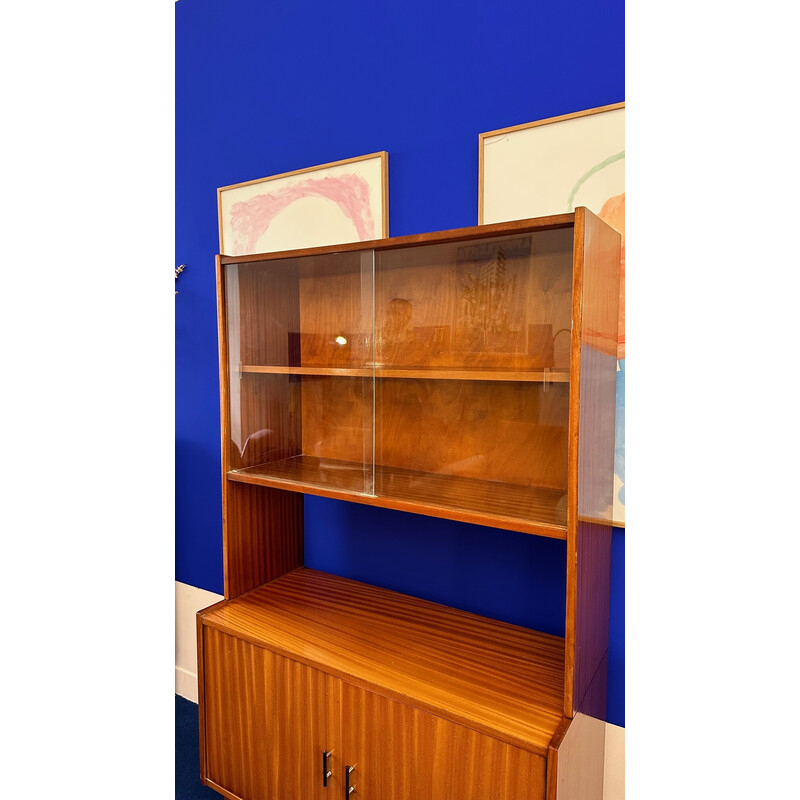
[200,567,566,754]
[239,364,570,382]
[229,455,568,538]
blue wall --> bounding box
[176,0,624,726]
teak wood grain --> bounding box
[291,376,569,490]
[374,227,574,371]
[202,628,341,800]
[376,379,568,489]
[342,682,547,800]
[298,261,372,368]
[240,364,570,382]
[228,457,568,537]
[222,482,303,599]
[200,568,566,755]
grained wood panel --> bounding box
[197,598,229,785]
[203,629,270,800]
[230,456,568,537]
[565,208,620,718]
[230,262,300,367]
[377,379,568,489]
[267,653,341,800]
[298,263,372,367]
[223,482,303,599]
[201,628,341,800]
[375,228,573,371]
[573,522,612,717]
[202,568,565,754]
[342,683,546,800]
[242,364,570,381]
[300,376,372,467]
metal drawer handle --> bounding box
[323,750,332,787]
[345,764,355,797]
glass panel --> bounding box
[224,250,375,496]
[374,229,574,528]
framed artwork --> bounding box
[479,103,625,525]
[218,152,388,256]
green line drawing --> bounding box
[567,151,625,211]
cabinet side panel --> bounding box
[574,525,611,716]
[230,373,303,471]
[197,614,208,785]
[565,208,620,717]
[224,482,303,599]
[217,256,231,475]
[224,261,303,472]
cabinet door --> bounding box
[341,683,546,800]
[202,628,341,800]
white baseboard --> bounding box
[604,723,625,800]
[175,581,223,702]
[175,665,199,703]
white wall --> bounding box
[175,581,223,702]
[604,723,625,800]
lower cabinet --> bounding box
[341,683,546,800]
[201,628,546,800]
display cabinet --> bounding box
[197,208,620,800]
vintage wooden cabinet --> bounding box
[197,208,620,800]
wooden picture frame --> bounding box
[478,103,624,224]
[218,152,389,256]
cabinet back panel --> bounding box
[223,481,303,598]
[375,228,574,370]
[377,379,568,489]
[301,376,373,465]
[226,252,372,370]
[298,266,373,368]
[228,262,300,367]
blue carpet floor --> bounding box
[176,695,219,799]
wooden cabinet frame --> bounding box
[199,209,621,800]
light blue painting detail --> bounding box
[615,358,625,509]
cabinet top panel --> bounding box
[201,567,566,754]
[219,212,576,264]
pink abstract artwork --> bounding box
[228,173,376,254]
